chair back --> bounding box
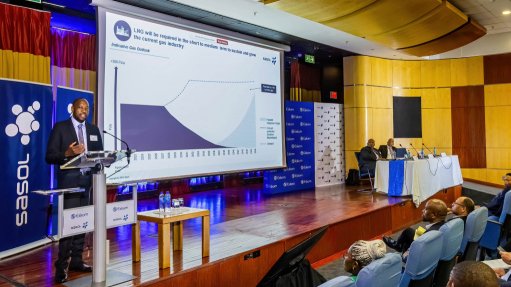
[479,193,511,253]
[399,230,443,287]
[356,253,402,287]
[432,218,464,287]
[498,190,511,224]
[459,207,488,261]
[354,152,362,166]
[318,253,402,287]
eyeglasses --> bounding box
[452,202,465,208]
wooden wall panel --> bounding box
[451,86,486,168]
[422,109,452,149]
[461,168,487,182]
[343,57,354,86]
[484,53,511,85]
[372,87,393,108]
[421,60,451,88]
[485,106,511,148]
[344,108,371,151]
[371,57,393,86]
[485,84,511,107]
[372,108,393,146]
[450,57,484,87]
[393,60,421,88]
[421,88,451,109]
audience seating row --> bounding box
[319,207,489,287]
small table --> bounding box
[132,207,210,269]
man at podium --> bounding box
[46,98,103,283]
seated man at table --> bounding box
[359,139,381,177]
[383,199,448,253]
[378,138,397,159]
[486,173,511,217]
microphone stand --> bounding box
[409,143,421,158]
[422,143,433,156]
[103,130,132,164]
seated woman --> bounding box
[343,239,387,282]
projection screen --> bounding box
[94,1,288,183]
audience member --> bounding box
[449,196,475,223]
[383,199,448,253]
[359,139,381,177]
[343,239,387,282]
[448,261,499,287]
[487,173,511,217]
[378,138,397,159]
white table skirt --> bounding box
[374,155,463,206]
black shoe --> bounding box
[69,262,92,272]
[383,236,402,252]
[54,269,68,284]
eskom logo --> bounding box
[5,102,41,145]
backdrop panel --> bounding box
[264,101,315,194]
[0,79,52,253]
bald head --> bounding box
[367,139,375,148]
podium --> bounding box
[34,151,136,286]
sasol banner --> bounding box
[55,86,94,123]
[314,103,344,187]
[0,79,52,253]
[264,101,315,194]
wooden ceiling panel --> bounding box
[399,19,486,56]
[265,0,377,23]
[369,1,468,49]
[262,0,487,56]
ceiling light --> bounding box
[503,10,511,15]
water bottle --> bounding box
[158,191,165,214]
[164,191,171,213]
[421,148,424,159]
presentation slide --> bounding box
[101,11,285,183]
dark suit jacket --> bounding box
[426,221,445,232]
[378,145,397,159]
[359,146,380,172]
[46,118,103,189]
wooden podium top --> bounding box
[137,207,209,224]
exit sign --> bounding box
[304,54,315,64]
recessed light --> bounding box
[503,10,511,15]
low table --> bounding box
[132,207,210,269]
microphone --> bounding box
[409,143,420,157]
[422,143,434,155]
[103,130,132,164]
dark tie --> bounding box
[77,124,85,146]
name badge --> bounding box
[90,135,98,142]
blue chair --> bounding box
[479,192,511,259]
[399,230,443,287]
[432,218,464,287]
[318,253,402,287]
[354,151,373,191]
[458,207,488,262]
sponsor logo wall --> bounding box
[314,103,344,186]
[0,79,52,252]
[264,101,315,194]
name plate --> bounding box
[107,200,136,228]
[62,206,95,237]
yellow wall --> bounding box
[344,55,506,185]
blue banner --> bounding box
[264,101,315,194]
[0,79,52,252]
[388,160,405,196]
[55,86,94,123]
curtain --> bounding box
[0,3,51,83]
[290,60,321,102]
[50,28,96,96]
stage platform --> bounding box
[0,183,460,286]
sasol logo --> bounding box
[82,221,88,229]
[5,101,41,145]
[15,154,30,226]
[114,20,131,41]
